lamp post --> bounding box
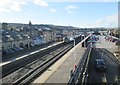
[73,31,76,70]
[44,35,47,44]
[27,35,30,49]
[28,21,32,49]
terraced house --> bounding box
[1,23,57,55]
[1,28,31,50]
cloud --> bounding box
[0,0,27,13]
[0,8,11,13]
[45,0,119,2]
[105,0,120,1]
[95,14,118,27]
[49,8,56,13]
[33,0,48,7]
[80,14,118,28]
[65,5,77,10]
[65,5,77,14]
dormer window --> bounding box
[6,35,10,37]
[17,35,22,39]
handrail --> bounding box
[81,44,92,84]
[67,35,92,85]
[106,35,119,40]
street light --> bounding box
[73,35,77,70]
[28,21,32,49]
[27,35,30,49]
[44,35,47,44]
[73,38,75,47]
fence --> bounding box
[67,42,92,85]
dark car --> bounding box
[95,59,106,72]
[3,49,15,54]
[8,48,15,53]
[112,38,117,43]
[15,47,23,51]
[11,47,20,51]
[114,40,120,45]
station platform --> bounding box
[33,41,86,83]
[0,42,63,67]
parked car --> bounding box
[11,47,20,51]
[111,38,117,43]
[105,36,108,40]
[3,49,15,54]
[109,37,113,42]
[95,59,106,72]
[8,48,15,53]
[114,40,120,45]
[14,47,23,51]
[30,44,35,47]
[18,47,24,51]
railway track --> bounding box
[2,44,73,84]
[1,36,82,84]
[2,42,64,78]
[1,43,73,84]
[2,36,81,77]
[14,44,73,85]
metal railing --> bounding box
[67,42,92,85]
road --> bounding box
[87,45,120,84]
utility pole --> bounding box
[28,21,32,49]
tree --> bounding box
[2,22,8,29]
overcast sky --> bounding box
[0,0,119,28]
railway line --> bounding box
[1,36,82,84]
[2,42,64,77]
[2,44,72,84]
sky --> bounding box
[0,0,119,28]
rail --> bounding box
[12,45,73,84]
[12,34,92,84]
[67,39,92,85]
[105,35,119,40]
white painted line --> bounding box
[102,73,107,83]
[0,42,62,67]
[114,76,118,83]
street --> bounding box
[87,48,119,84]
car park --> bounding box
[95,59,106,72]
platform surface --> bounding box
[33,41,86,84]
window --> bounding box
[13,44,16,47]
[2,46,4,50]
